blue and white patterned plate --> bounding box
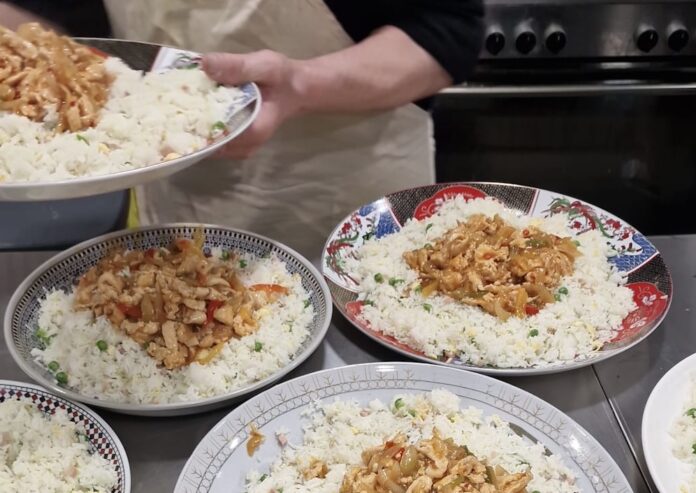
[4,224,331,416]
[174,362,631,493]
[0,39,261,201]
[0,379,130,493]
[322,183,672,376]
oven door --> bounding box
[433,84,696,234]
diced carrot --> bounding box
[206,300,223,324]
[524,304,539,316]
[174,238,194,251]
[116,303,141,319]
[249,284,289,295]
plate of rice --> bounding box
[322,183,672,376]
[0,24,260,201]
[175,362,631,493]
[0,379,129,493]
[4,224,331,416]
[643,353,696,492]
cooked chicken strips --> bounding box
[0,23,110,132]
[403,214,580,320]
[74,232,287,369]
[340,431,532,493]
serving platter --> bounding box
[4,224,331,416]
[0,379,130,493]
[0,38,260,201]
[322,182,672,376]
[175,362,631,493]
[642,352,696,493]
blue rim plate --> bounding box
[0,379,130,493]
[0,39,261,201]
[4,224,331,416]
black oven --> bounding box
[433,0,696,235]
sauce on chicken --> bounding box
[74,231,287,369]
[340,431,532,493]
[0,23,110,132]
[403,214,580,320]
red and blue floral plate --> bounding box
[321,183,672,376]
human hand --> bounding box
[202,50,306,159]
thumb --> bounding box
[202,51,286,86]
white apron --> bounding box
[103,0,434,260]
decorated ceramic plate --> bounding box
[175,362,631,493]
[642,353,696,492]
[0,379,130,493]
[0,37,260,201]
[4,224,331,416]
[322,182,672,376]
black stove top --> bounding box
[480,0,696,62]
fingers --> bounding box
[202,50,288,86]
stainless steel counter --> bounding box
[4,237,691,492]
[595,235,696,493]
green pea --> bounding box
[47,361,59,372]
[374,273,384,283]
[394,398,405,410]
[56,372,68,385]
[687,408,696,418]
[528,329,539,337]
[558,286,569,295]
[254,341,263,352]
[423,303,432,312]
[96,340,108,352]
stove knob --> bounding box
[667,23,689,52]
[635,25,659,52]
[485,31,506,55]
[545,26,567,54]
[515,30,537,55]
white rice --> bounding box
[0,57,244,183]
[246,389,577,492]
[345,197,636,368]
[671,378,696,492]
[31,253,314,404]
[0,398,118,493]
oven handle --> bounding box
[440,82,696,97]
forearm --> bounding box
[294,26,452,114]
[0,2,63,31]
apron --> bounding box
[103,0,434,261]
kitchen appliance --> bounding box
[434,0,696,234]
